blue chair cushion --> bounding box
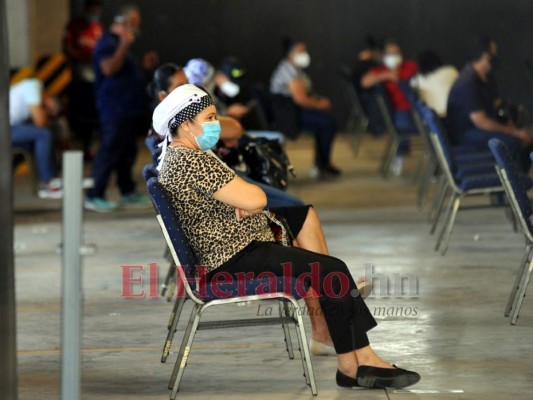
[458,173,503,191]
[198,276,304,301]
[454,161,498,180]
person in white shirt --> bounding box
[410,51,459,117]
[10,77,61,199]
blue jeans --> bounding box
[11,124,55,183]
[236,171,303,208]
[460,128,532,172]
[394,110,417,156]
[299,108,336,168]
[247,130,286,145]
[360,91,386,136]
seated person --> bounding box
[447,38,533,172]
[184,57,285,144]
[153,84,421,388]
[270,38,341,179]
[411,50,458,118]
[362,39,418,175]
[10,76,61,199]
[148,64,302,208]
[352,35,386,136]
[214,56,250,121]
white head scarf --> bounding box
[152,84,214,170]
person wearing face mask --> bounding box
[270,38,341,179]
[214,56,252,121]
[447,38,533,172]
[63,0,104,161]
[362,40,418,175]
[85,4,150,212]
[153,83,420,390]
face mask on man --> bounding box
[383,53,403,70]
[293,51,311,68]
[191,119,221,151]
[220,80,240,98]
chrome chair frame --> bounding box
[429,132,503,255]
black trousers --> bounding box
[208,241,377,354]
[88,115,145,199]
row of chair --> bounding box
[342,77,532,325]
[392,88,533,325]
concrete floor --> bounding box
[13,133,533,399]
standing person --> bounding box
[447,38,533,172]
[153,84,420,388]
[362,40,418,175]
[10,77,61,199]
[63,0,104,161]
[86,5,149,212]
[410,50,458,118]
[270,39,341,179]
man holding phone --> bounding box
[86,4,149,212]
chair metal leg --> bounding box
[510,256,533,325]
[429,175,447,223]
[505,244,532,317]
[430,183,450,235]
[161,295,187,363]
[381,137,399,178]
[291,300,317,395]
[168,304,201,391]
[437,194,461,255]
[279,301,294,359]
[161,261,176,299]
[417,158,437,210]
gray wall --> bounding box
[88,0,533,123]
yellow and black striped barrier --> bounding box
[10,53,72,97]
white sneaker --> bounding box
[37,188,62,199]
[309,166,320,179]
[391,156,404,177]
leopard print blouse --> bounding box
[158,146,274,273]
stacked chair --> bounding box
[143,171,318,398]
[488,139,533,325]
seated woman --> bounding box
[270,39,340,179]
[153,84,420,389]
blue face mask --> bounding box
[192,119,221,150]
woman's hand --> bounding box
[235,207,263,221]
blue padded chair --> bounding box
[488,139,533,325]
[401,85,495,210]
[142,163,185,365]
[419,105,506,255]
[147,177,317,398]
[142,163,177,301]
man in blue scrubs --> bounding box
[86,5,149,211]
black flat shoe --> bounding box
[356,365,421,389]
[336,369,362,389]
